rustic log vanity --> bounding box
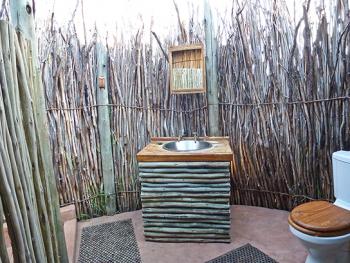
[136,137,233,243]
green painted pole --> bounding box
[204,0,219,136]
[96,43,117,215]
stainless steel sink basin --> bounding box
[162,140,212,152]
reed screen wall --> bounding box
[40,0,350,218]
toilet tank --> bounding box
[332,151,350,206]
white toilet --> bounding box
[288,151,350,263]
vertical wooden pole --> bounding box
[204,0,219,136]
[0,200,10,263]
[9,0,35,41]
[9,1,69,262]
[96,43,117,215]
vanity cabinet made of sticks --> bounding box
[136,137,233,243]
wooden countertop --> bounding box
[137,137,233,162]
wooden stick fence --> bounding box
[1,0,347,261]
[38,0,349,218]
[218,0,350,210]
[39,17,207,217]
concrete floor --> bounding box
[75,205,307,263]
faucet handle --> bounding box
[193,132,198,142]
[177,130,187,142]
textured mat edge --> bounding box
[205,243,278,263]
[77,219,142,263]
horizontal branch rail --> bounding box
[46,104,208,113]
[233,188,332,202]
[219,96,350,107]
[46,96,349,112]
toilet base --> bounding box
[289,226,350,263]
[305,243,349,263]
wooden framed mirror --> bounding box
[169,44,206,94]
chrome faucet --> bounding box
[193,132,198,143]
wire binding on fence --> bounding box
[46,104,208,113]
[219,96,350,107]
[46,96,350,112]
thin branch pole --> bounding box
[151,31,169,62]
[0,199,10,263]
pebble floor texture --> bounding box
[75,205,307,263]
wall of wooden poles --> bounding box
[0,20,67,263]
[39,0,349,218]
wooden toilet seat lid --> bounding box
[288,201,350,237]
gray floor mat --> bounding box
[78,219,141,263]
